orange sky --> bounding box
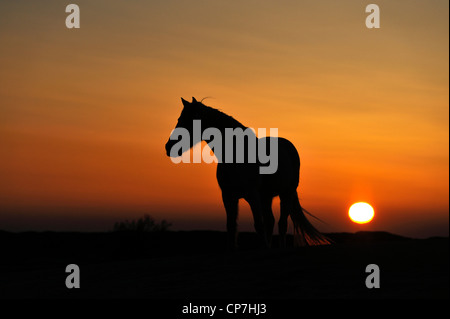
[0,1,448,237]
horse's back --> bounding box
[259,137,300,197]
[216,136,300,199]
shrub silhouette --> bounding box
[113,214,172,232]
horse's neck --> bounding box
[201,108,247,133]
[200,108,259,164]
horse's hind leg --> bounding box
[246,193,269,248]
[222,193,239,250]
[279,193,293,248]
[261,195,274,248]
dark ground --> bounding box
[0,230,448,301]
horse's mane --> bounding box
[195,101,247,129]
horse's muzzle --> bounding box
[165,140,182,157]
[165,141,172,157]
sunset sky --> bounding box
[0,1,448,238]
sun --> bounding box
[348,202,374,224]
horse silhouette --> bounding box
[165,97,330,249]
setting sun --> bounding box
[348,202,375,224]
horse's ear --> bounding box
[192,97,197,103]
[181,97,190,107]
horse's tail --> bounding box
[290,192,332,246]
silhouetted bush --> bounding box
[113,214,172,232]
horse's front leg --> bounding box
[222,193,239,251]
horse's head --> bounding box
[165,97,203,157]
